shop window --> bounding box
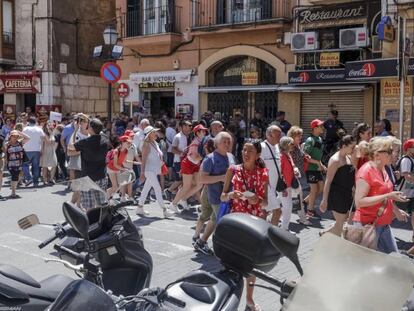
[210,56,276,86]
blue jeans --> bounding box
[376,224,398,254]
[22,151,41,184]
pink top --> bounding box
[281,152,295,188]
[353,162,394,226]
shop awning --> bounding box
[199,85,279,93]
[278,84,369,93]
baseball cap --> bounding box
[193,124,208,134]
[311,119,324,129]
[403,139,414,151]
[119,135,132,143]
[124,130,135,137]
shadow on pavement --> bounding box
[191,253,222,273]
[133,216,163,227]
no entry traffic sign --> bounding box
[117,83,129,98]
[100,62,122,84]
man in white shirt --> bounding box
[164,120,191,198]
[165,120,177,174]
[260,125,282,225]
[22,117,45,187]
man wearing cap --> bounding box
[397,139,414,240]
[303,119,326,219]
[67,118,109,210]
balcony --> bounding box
[190,0,292,31]
[122,5,183,54]
[2,31,15,61]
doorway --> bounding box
[24,94,36,114]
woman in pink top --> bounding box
[354,136,408,253]
[171,124,208,211]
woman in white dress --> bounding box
[40,122,57,185]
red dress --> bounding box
[231,164,268,218]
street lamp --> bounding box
[103,25,118,121]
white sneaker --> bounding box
[297,209,311,225]
[178,200,189,211]
[136,205,149,216]
[163,208,175,218]
[169,203,179,213]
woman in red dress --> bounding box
[221,140,268,311]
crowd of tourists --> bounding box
[0,109,413,311]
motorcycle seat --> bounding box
[0,268,74,302]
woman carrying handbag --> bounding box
[352,136,409,253]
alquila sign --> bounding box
[298,3,367,27]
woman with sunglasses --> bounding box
[221,139,268,311]
[354,136,409,253]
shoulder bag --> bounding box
[265,142,287,192]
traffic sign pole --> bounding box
[100,62,122,120]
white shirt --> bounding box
[172,132,187,163]
[133,129,145,153]
[23,125,45,152]
[165,126,177,153]
[260,140,280,188]
[125,144,138,169]
[400,156,414,198]
[239,120,246,129]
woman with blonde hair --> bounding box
[287,126,311,225]
[354,136,409,253]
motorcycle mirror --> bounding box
[17,214,40,230]
[268,226,304,276]
[62,202,89,241]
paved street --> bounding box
[0,182,413,310]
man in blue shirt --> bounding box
[193,131,234,255]
[61,114,77,184]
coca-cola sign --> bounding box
[345,58,414,79]
[289,69,346,84]
[298,3,366,25]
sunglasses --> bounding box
[378,149,393,155]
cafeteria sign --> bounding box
[0,71,41,93]
[320,52,340,67]
[242,72,258,85]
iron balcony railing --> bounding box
[191,0,292,29]
[124,4,182,37]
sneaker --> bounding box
[163,208,175,218]
[169,203,179,213]
[136,205,149,216]
[163,189,172,200]
[192,235,199,246]
[25,180,33,187]
[150,193,156,202]
[194,239,214,256]
[178,200,189,211]
[297,210,312,225]
[306,209,321,220]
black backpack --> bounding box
[395,155,414,190]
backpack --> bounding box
[106,148,117,165]
[395,155,414,190]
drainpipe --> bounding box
[31,0,39,66]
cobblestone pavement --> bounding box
[0,182,412,310]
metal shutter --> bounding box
[300,90,364,136]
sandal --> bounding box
[245,303,262,311]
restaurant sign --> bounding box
[345,58,414,80]
[298,2,366,28]
[0,71,41,93]
[289,69,346,84]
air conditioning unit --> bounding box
[291,32,319,51]
[371,35,382,53]
[339,27,369,49]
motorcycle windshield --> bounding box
[283,234,414,311]
[70,173,134,194]
[47,279,117,311]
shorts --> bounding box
[9,168,21,182]
[198,187,220,223]
[263,185,281,212]
[107,169,135,186]
[180,158,200,175]
[172,162,182,181]
[396,198,414,215]
[306,171,324,184]
[80,178,108,210]
[167,152,174,168]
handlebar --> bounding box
[38,234,59,249]
[54,244,87,263]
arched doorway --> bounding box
[206,56,278,125]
